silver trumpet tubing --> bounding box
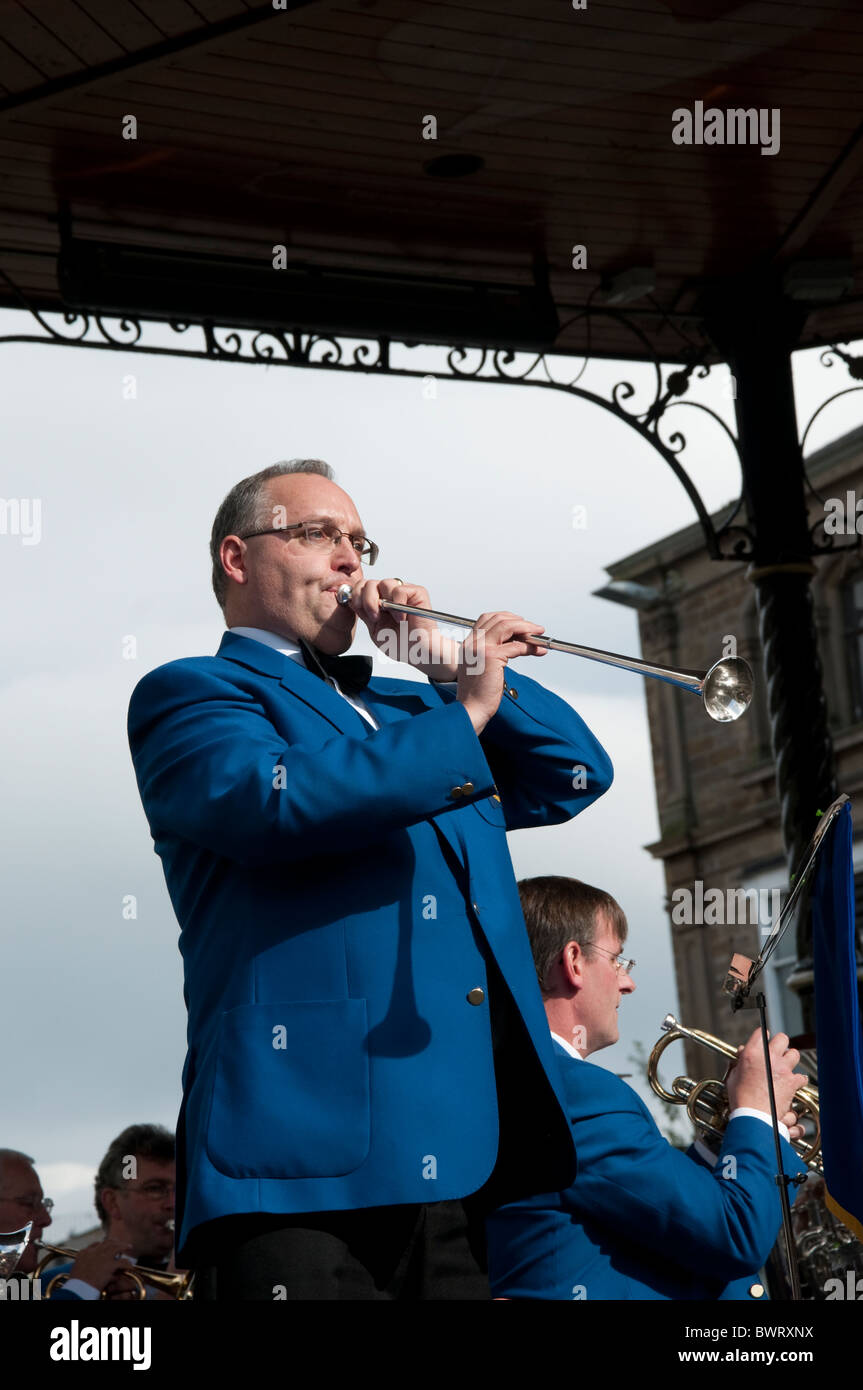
[336,585,753,722]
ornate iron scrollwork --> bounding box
[16,268,863,567]
[800,345,863,556]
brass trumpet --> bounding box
[0,1227,193,1299]
[32,1241,194,1300]
[647,1013,822,1171]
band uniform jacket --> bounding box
[127,631,614,1261]
[485,1039,807,1300]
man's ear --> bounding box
[561,940,586,990]
[100,1186,119,1221]
[220,535,249,587]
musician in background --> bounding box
[485,876,809,1300]
[42,1124,176,1301]
[0,1147,133,1299]
[92,1124,176,1271]
[0,1149,56,1278]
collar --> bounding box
[228,625,304,662]
[551,1031,583,1060]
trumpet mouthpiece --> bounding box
[337,584,353,605]
[661,1014,678,1032]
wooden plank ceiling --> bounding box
[1,0,863,359]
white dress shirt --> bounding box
[551,1031,583,1059]
[228,626,379,730]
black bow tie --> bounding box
[297,638,373,696]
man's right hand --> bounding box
[457,612,548,735]
[726,1029,808,1138]
[67,1237,135,1295]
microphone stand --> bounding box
[722,793,849,1302]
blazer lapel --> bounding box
[217,635,471,878]
[216,631,369,738]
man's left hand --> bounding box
[345,578,462,682]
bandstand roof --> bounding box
[2,0,863,360]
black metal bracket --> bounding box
[0,270,860,567]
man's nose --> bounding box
[332,534,361,567]
[620,973,636,995]
[34,1207,51,1231]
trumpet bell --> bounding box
[701,657,754,723]
[0,1222,32,1277]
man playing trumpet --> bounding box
[128,459,613,1299]
[486,876,808,1300]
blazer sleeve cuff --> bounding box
[729,1106,791,1143]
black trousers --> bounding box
[188,955,574,1300]
[192,1197,490,1301]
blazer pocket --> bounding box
[472,792,507,828]
[206,999,370,1179]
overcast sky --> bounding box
[2,306,860,1240]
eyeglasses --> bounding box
[115,1181,175,1201]
[584,943,636,976]
[240,519,379,565]
[1,1195,54,1213]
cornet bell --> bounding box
[0,1223,32,1277]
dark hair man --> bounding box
[31,1125,176,1302]
[486,876,809,1300]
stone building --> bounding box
[602,423,863,1077]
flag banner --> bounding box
[811,799,863,1240]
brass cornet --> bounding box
[647,1013,822,1171]
[32,1240,194,1299]
[0,1225,193,1299]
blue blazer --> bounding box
[485,1041,807,1300]
[127,632,613,1260]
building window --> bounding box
[842,573,863,722]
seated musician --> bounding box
[0,1147,133,1300]
[485,876,809,1300]
[44,1124,177,1301]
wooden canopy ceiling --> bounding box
[2,0,863,360]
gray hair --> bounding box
[0,1149,36,1185]
[209,458,335,611]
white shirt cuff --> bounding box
[59,1277,101,1300]
[729,1107,791,1143]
